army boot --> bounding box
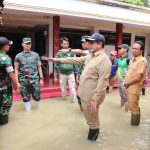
[0,114,8,125]
[131,113,140,126]
[88,128,99,141]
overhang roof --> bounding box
[3,0,150,30]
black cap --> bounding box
[117,44,129,51]
[0,37,13,46]
[87,33,105,43]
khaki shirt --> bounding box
[59,50,111,102]
[126,55,148,94]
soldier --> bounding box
[14,37,44,111]
[0,37,20,125]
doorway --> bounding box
[60,28,91,49]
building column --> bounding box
[53,16,60,56]
[115,23,123,55]
[93,27,99,34]
[48,23,53,74]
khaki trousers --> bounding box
[59,73,77,102]
[128,92,140,114]
[81,94,105,129]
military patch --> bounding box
[1,56,7,61]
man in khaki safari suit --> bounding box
[123,41,148,126]
[44,33,111,141]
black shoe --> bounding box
[0,115,8,125]
[77,96,83,111]
[88,128,99,141]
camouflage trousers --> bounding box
[0,86,12,115]
[20,81,40,102]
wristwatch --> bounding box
[124,82,128,88]
[40,77,44,80]
[69,48,72,52]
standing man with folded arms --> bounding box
[43,33,111,141]
[0,37,20,125]
[123,41,148,126]
[14,37,44,112]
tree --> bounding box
[120,0,149,7]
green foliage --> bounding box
[120,0,149,7]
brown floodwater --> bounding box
[0,89,150,150]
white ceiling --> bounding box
[2,0,150,32]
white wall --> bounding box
[47,24,150,73]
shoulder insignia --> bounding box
[1,56,7,61]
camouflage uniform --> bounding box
[14,51,41,102]
[0,52,14,116]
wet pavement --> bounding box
[0,88,150,150]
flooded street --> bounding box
[0,89,150,150]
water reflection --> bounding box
[0,89,150,150]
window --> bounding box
[99,30,131,46]
[60,28,90,49]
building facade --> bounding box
[1,0,150,73]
